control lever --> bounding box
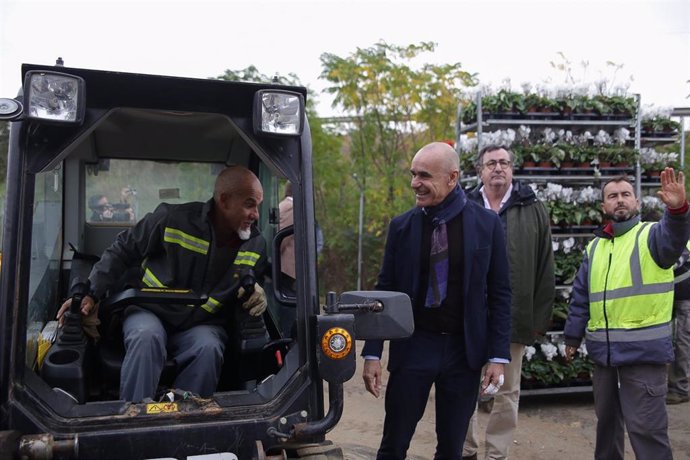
[239,269,256,302]
[59,278,90,345]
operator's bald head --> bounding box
[213,165,262,201]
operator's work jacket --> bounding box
[89,199,267,330]
[565,211,690,367]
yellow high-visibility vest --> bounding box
[586,222,673,342]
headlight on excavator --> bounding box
[24,71,85,124]
[253,90,304,136]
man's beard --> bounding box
[607,208,639,223]
[238,228,252,240]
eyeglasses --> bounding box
[482,159,512,170]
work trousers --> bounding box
[593,363,672,460]
[376,330,481,460]
[463,342,524,459]
[668,299,690,396]
[121,306,228,402]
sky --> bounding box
[1,0,689,118]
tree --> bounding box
[319,41,477,288]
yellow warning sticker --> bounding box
[146,402,179,414]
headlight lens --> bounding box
[254,90,304,136]
[25,71,85,124]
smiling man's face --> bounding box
[410,148,458,208]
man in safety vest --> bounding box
[565,168,690,460]
[57,166,268,402]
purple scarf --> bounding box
[423,185,466,308]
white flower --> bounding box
[552,240,560,252]
[641,104,673,120]
[611,84,628,96]
[577,342,588,357]
[576,186,601,204]
[540,342,559,361]
[612,128,630,145]
[457,136,477,154]
[557,342,567,358]
[562,237,575,254]
[542,128,557,144]
[594,78,607,96]
[642,195,664,211]
[524,346,536,361]
[560,286,572,300]
[593,130,612,146]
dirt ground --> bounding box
[326,341,690,460]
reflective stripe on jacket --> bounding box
[586,222,674,333]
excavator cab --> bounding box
[0,62,413,459]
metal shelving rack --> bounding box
[457,98,689,395]
[456,93,644,395]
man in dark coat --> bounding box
[361,142,512,459]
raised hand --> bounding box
[657,168,686,209]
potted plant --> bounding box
[524,93,543,113]
[546,146,566,169]
[461,99,477,125]
[557,95,580,118]
[642,116,681,137]
[570,146,594,168]
[606,95,636,118]
[484,89,525,117]
[554,243,583,283]
[521,145,548,168]
[559,144,577,169]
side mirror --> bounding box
[329,291,414,340]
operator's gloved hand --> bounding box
[238,283,267,316]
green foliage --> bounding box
[554,248,584,284]
[522,343,593,387]
[521,354,567,385]
[318,41,477,289]
[546,200,602,227]
[481,90,525,113]
[642,117,681,134]
[216,65,301,87]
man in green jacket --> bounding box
[462,144,555,460]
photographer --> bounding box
[113,187,136,222]
[88,195,114,222]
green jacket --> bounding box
[467,181,555,344]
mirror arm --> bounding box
[323,291,384,314]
